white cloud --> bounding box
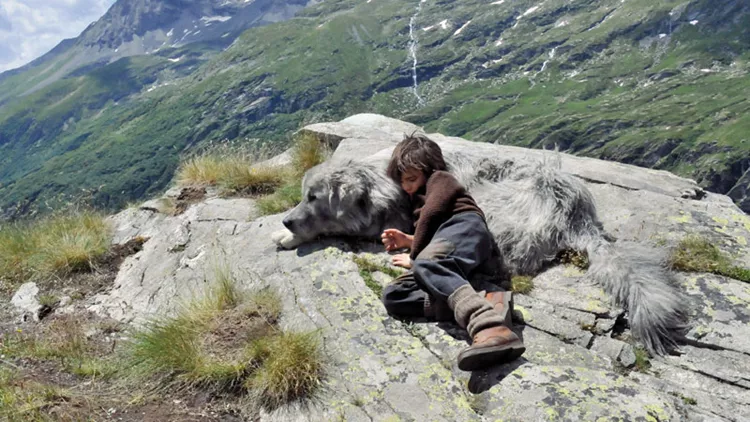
[0,0,116,73]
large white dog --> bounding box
[272,148,688,355]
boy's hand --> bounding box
[391,253,412,269]
[381,229,413,251]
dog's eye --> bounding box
[307,193,316,202]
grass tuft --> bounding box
[511,275,534,295]
[0,367,73,422]
[256,133,329,216]
[633,347,651,372]
[127,268,322,408]
[0,211,110,288]
[245,331,323,410]
[290,132,329,178]
[0,316,117,380]
[175,145,288,196]
[256,182,302,216]
[669,235,750,282]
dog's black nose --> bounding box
[282,217,293,230]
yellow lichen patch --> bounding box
[514,305,532,322]
[563,266,585,277]
[731,213,750,231]
[669,214,691,224]
[737,236,747,246]
[712,217,730,226]
[644,404,670,422]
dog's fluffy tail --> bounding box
[481,160,688,355]
[580,237,688,355]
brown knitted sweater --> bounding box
[410,171,485,259]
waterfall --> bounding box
[408,1,426,106]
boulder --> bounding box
[90,114,750,420]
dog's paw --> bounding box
[271,229,303,249]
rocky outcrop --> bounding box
[729,167,750,216]
[88,114,750,421]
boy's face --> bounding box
[400,167,426,196]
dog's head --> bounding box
[282,163,376,242]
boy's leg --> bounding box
[381,272,452,321]
[411,213,525,370]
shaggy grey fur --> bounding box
[272,154,688,355]
[273,161,413,249]
[469,159,687,355]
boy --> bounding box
[380,134,525,371]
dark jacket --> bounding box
[410,171,485,259]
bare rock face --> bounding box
[10,282,43,322]
[90,114,750,421]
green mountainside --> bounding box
[1,0,748,217]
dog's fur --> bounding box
[273,162,413,249]
[272,152,688,355]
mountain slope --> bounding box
[1,0,749,217]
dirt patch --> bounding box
[174,186,207,215]
[200,307,276,363]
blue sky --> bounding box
[0,0,116,73]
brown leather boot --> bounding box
[484,291,513,328]
[456,325,526,371]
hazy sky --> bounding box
[0,0,116,74]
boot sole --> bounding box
[457,340,526,371]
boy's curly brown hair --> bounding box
[387,132,448,183]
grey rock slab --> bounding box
[182,197,256,222]
[587,182,750,267]
[527,266,619,316]
[106,208,168,245]
[11,282,42,322]
[590,337,637,368]
[299,122,403,150]
[480,363,681,421]
[513,295,595,348]
[330,137,400,166]
[631,361,750,421]
[340,113,422,137]
[256,148,293,169]
[594,317,617,334]
[679,273,750,354]
[663,345,750,390]
[92,115,750,419]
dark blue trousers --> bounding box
[382,212,497,318]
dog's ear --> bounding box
[333,182,366,219]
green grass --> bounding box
[633,347,651,372]
[175,145,288,196]
[127,267,323,409]
[510,275,534,295]
[0,367,73,422]
[0,211,111,289]
[0,316,119,380]
[245,331,324,410]
[256,182,303,216]
[669,235,750,282]
[352,255,405,297]
[256,132,329,216]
